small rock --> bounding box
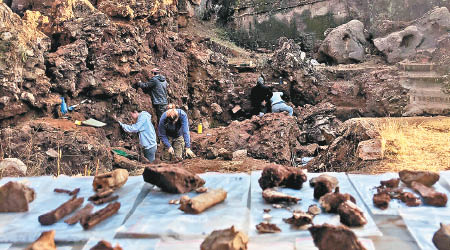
[218,148,233,160]
[0,158,27,177]
[232,149,247,160]
[232,105,241,114]
[206,147,219,159]
[46,149,59,158]
[211,103,223,114]
[357,139,384,161]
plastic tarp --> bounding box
[348,172,450,215]
[441,171,450,189]
[0,176,55,237]
[0,244,11,250]
[82,237,159,250]
[155,238,294,250]
[117,173,250,239]
[0,176,144,243]
[400,207,450,250]
[249,171,382,238]
[295,237,375,250]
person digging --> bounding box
[136,68,168,123]
[114,108,157,163]
[158,104,196,161]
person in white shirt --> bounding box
[270,91,293,116]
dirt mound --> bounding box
[192,113,301,165]
[0,118,112,176]
[306,118,381,172]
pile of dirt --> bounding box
[0,118,112,176]
[191,113,301,165]
[306,118,381,172]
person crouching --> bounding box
[158,104,196,161]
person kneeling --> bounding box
[158,104,196,161]
[270,91,293,116]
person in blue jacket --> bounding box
[117,108,157,162]
[158,104,196,161]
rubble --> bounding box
[337,200,368,227]
[192,113,302,165]
[373,192,391,210]
[262,189,300,204]
[308,204,321,216]
[318,20,367,64]
[195,187,208,193]
[258,165,307,190]
[0,181,35,212]
[399,192,422,207]
[307,119,382,172]
[93,169,128,192]
[179,188,227,214]
[309,224,367,250]
[89,189,119,205]
[90,240,123,250]
[65,204,94,225]
[433,223,450,250]
[0,158,27,176]
[81,202,121,230]
[200,226,248,250]
[309,174,339,199]
[380,178,400,188]
[399,170,440,187]
[411,181,448,207]
[38,196,84,225]
[283,211,314,228]
[143,164,205,193]
[26,230,56,250]
[54,188,80,196]
[319,187,356,213]
[256,222,281,233]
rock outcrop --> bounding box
[374,7,450,63]
[319,20,367,64]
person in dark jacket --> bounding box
[250,73,272,116]
[137,68,168,122]
[158,104,196,161]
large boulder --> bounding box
[373,26,423,64]
[319,20,367,64]
[374,7,450,63]
[0,158,27,176]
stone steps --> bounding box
[397,62,437,72]
[399,72,445,84]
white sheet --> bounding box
[82,237,159,250]
[249,171,382,238]
[295,236,375,250]
[348,172,450,215]
[117,173,251,239]
[400,207,450,250]
[0,176,144,243]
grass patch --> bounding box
[373,117,450,173]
